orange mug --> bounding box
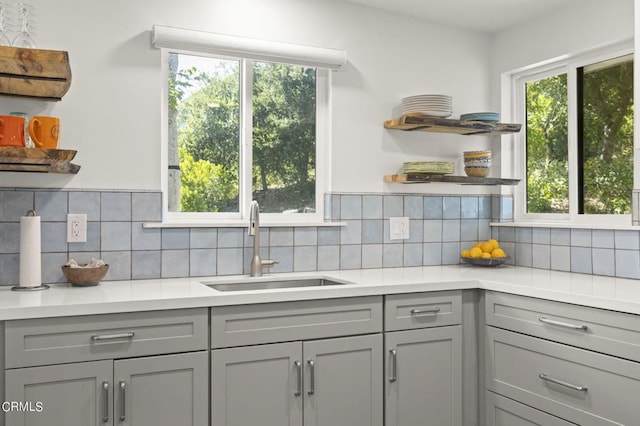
[28,116,60,149]
[0,115,26,147]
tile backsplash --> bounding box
[0,188,638,284]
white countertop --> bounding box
[1,265,640,320]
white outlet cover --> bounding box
[389,217,410,240]
[67,213,87,243]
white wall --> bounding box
[0,0,492,194]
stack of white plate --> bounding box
[401,94,453,117]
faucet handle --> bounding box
[261,259,278,269]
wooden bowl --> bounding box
[61,264,109,287]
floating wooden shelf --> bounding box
[0,147,80,174]
[384,115,522,136]
[384,174,520,186]
[0,46,72,101]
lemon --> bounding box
[488,239,500,250]
[473,242,483,249]
[480,242,494,253]
[469,247,483,258]
[491,248,507,258]
[481,252,491,259]
[461,250,471,258]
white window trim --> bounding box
[155,27,344,227]
[506,39,634,228]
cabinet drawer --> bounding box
[486,327,640,426]
[485,291,640,362]
[486,392,577,426]
[211,296,382,348]
[384,291,461,331]
[5,308,208,368]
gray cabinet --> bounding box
[212,335,383,426]
[486,392,577,426]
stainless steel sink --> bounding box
[203,278,348,292]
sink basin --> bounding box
[203,278,348,292]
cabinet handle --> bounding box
[307,360,315,395]
[119,381,126,421]
[91,331,135,341]
[539,317,588,331]
[539,373,588,392]
[389,349,397,383]
[410,307,440,316]
[101,381,109,423]
[294,361,302,397]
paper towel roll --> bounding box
[19,214,41,288]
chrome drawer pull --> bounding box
[119,381,126,421]
[539,317,588,331]
[410,307,440,315]
[307,360,315,395]
[294,361,302,397]
[91,332,135,341]
[101,381,109,423]
[539,373,588,392]
[389,349,397,383]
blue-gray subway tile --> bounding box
[330,194,341,220]
[69,191,100,221]
[318,227,340,245]
[244,228,269,248]
[442,220,460,242]
[500,197,513,221]
[592,229,614,248]
[132,251,162,279]
[362,220,383,244]
[341,220,362,245]
[132,192,162,222]
[100,192,131,221]
[362,195,383,219]
[424,196,443,219]
[532,228,551,245]
[443,197,461,219]
[190,249,217,277]
[362,244,383,269]
[0,253,20,285]
[442,242,461,265]
[478,196,491,219]
[341,245,362,270]
[217,228,244,248]
[190,228,218,249]
[491,196,501,221]
[423,243,442,266]
[383,195,403,219]
[161,250,189,278]
[615,230,639,250]
[162,228,190,249]
[294,227,318,246]
[403,243,422,267]
[101,251,132,281]
[404,196,423,219]
[41,222,67,253]
[615,249,640,279]
[0,223,20,253]
[383,244,403,268]
[515,227,532,244]
[270,227,294,246]
[460,220,478,243]
[132,223,160,251]
[317,245,340,270]
[423,220,443,243]
[550,228,570,246]
[478,220,491,241]
[461,197,478,219]
[35,191,68,221]
[101,222,131,251]
[294,246,317,272]
[570,229,591,247]
[550,245,570,271]
[515,243,532,267]
[532,244,551,269]
[269,247,293,273]
[407,220,423,244]
[340,195,362,220]
[0,191,33,222]
[570,246,592,274]
[42,252,68,284]
[592,248,615,276]
[69,222,101,252]
[216,248,244,275]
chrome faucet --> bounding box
[248,200,277,277]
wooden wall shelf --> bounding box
[0,147,80,174]
[0,46,72,101]
[384,174,519,186]
[384,115,521,136]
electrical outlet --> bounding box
[67,214,87,243]
[389,217,410,240]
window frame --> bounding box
[159,48,331,226]
[509,40,634,227]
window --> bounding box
[513,42,634,225]
[153,26,346,224]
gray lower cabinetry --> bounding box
[212,334,383,426]
[385,326,462,426]
[485,392,577,426]
[5,351,208,426]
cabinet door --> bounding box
[113,351,208,426]
[303,334,383,426]
[5,360,113,426]
[211,342,303,426]
[385,326,462,426]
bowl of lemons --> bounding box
[460,239,509,267]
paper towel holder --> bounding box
[12,210,50,292]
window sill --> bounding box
[491,221,640,231]
[142,221,346,229]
